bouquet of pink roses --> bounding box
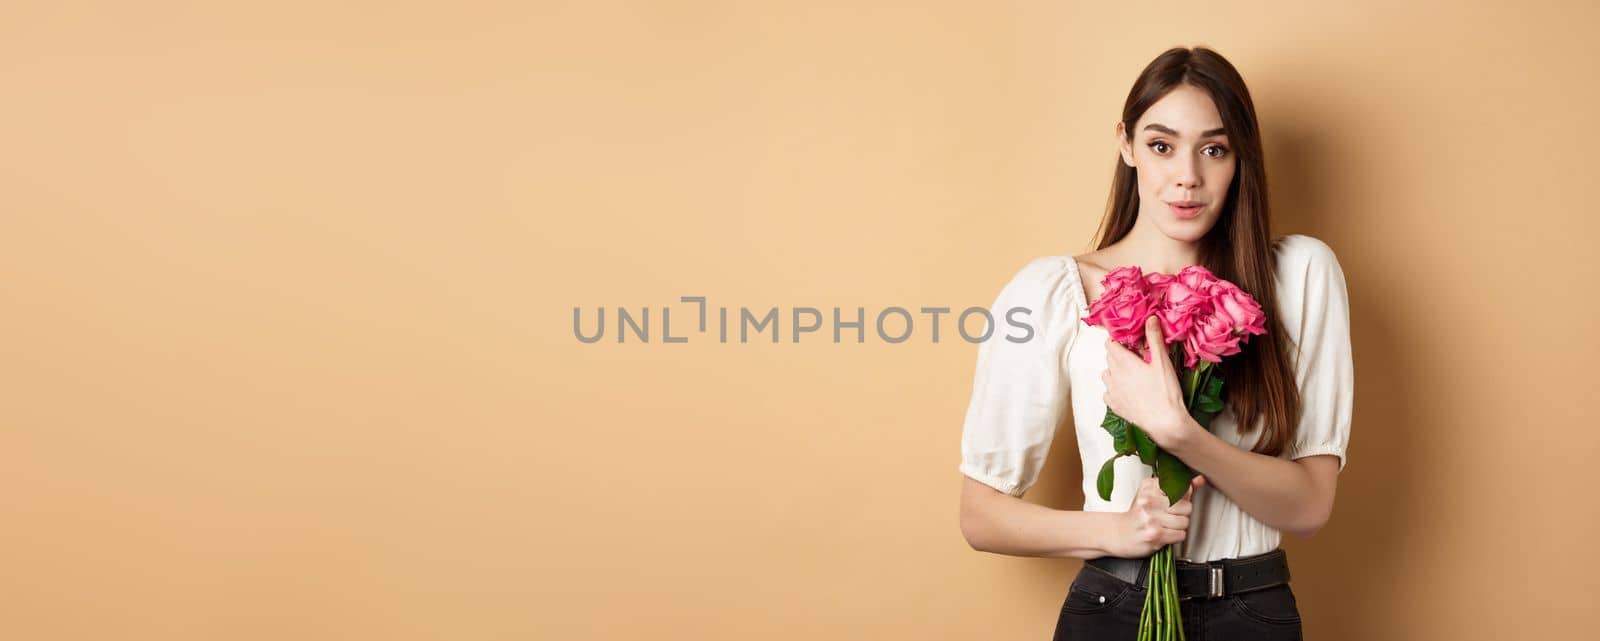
[1083,264,1267,641]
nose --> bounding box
[1174,155,1201,191]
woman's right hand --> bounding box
[1105,475,1206,558]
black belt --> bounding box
[1084,548,1291,601]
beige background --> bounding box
[2,1,1595,639]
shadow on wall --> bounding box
[1258,55,1421,640]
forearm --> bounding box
[1168,416,1323,537]
[960,485,1121,559]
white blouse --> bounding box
[958,234,1354,562]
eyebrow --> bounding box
[1142,123,1228,138]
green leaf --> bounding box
[1189,404,1221,429]
[1130,424,1157,466]
[1191,370,1227,414]
[1101,409,1119,429]
[1101,410,1135,456]
[1096,457,1118,501]
[1154,450,1196,506]
[1114,418,1135,456]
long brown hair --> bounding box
[1091,46,1299,456]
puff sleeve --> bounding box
[1277,235,1355,473]
[958,256,1082,497]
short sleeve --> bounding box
[1276,235,1355,473]
[958,256,1082,497]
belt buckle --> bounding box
[1208,565,1225,598]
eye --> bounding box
[1202,145,1229,158]
[1147,141,1171,154]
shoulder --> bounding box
[1273,233,1339,263]
[1011,255,1072,281]
[997,255,1078,296]
[1272,234,1347,284]
[1271,235,1352,340]
[988,255,1083,322]
[1273,231,1337,258]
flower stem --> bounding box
[1159,546,1171,641]
[1171,546,1184,641]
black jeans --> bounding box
[1052,555,1303,640]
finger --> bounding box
[1162,526,1188,545]
[1108,336,1142,359]
[1143,316,1163,363]
[1166,500,1192,516]
[1179,473,1206,498]
[1146,492,1166,510]
[1104,339,1127,365]
[1105,336,1124,357]
[1150,317,1178,370]
[1155,512,1189,531]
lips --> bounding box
[1168,201,1204,219]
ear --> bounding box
[1115,121,1135,168]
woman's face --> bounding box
[1117,84,1236,242]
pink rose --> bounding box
[1142,272,1174,309]
[1143,272,1175,289]
[1084,267,1155,349]
[1103,266,1150,296]
[1210,281,1268,339]
[1183,313,1244,368]
[1175,264,1217,293]
[1156,280,1210,342]
[1083,261,1269,369]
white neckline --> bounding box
[1062,255,1094,315]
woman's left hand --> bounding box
[1102,316,1194,451]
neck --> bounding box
[1105,211,1204,275]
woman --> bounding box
[956,46,1353,640]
